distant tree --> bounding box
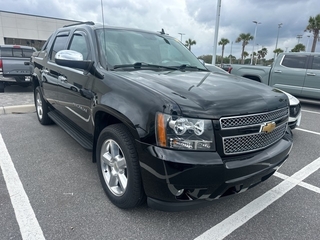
[258,47,268,59]
[198,55,212,63]
[185,38,197,51]
[305,13,320,52]
[227,54,237,64]
[243,51,249,59]
[235,33,254,64]
[218,38,230,66]
[291,44,306,52]
[273,48,284,55]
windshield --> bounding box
[96,28,206,71]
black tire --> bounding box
[96,124,145,209]
[34,86,53,125]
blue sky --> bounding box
[1,0,319,59]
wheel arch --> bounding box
[242,74,262,82]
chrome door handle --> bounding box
[274,70,282,73]
[306,72,316,76]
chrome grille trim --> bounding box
[222,122,287,155]
[220,107,289,129]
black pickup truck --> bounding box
[0,44,35,92]
[31,22,293,211]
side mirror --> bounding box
[55,50,92,70]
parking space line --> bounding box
[0,134,45,240]
[302,110,320,114]
[296,128,320,136]
[194,156,320,240]
[274,172,320,194]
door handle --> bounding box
[58,76,67,82]
[41,69,49,74]
[274,70,282,73]
[306,72,316,76]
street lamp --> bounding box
[178,33,185,42]
[306,35,310,52]
[229,41,233,64]
[297,34,303,44]
[273,23,282,60]
[251,20,261,65]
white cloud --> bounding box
[0,0,319,59]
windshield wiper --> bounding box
[112,62,178,70]
[176,64,208,71]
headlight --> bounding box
[155,113,215,151]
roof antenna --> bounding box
[160,28,165,34]
[101,0,108,70]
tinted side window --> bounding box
[311,56,320,70]
[23,49,35,58]
[12,48,23,57]
[50,35,69,61]
[281,55,307,69]
[0,48,12,57]
[69,34,89,60]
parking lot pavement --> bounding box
[0,85,34,114]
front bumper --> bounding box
[138,127,293,211]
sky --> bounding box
[1,0,319,60]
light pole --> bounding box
[273,23,282,60]
[212,0,222,65]
[251,21,261,65]
[178,33,185,42]
[229,41,233,64]
[297,34,303,44]
[306,35,310,52]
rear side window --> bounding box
[311,56,320,70]
[281,55,307,69]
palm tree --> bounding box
[258,47,268,59]
[185,38,197,51]
[218,38,230,66]
[305,14,320,52]
[235,33,254,64]
[291,44,306,52]
[273,48,284,55]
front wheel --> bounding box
[34,86,53,125]
[96,124,145,209]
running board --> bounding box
[48,110,93,151]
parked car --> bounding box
[31,22,293,211]
[205,63,301,129]
[230,52,320,100]
[0,44,35,92]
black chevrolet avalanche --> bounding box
[31,22,293,211]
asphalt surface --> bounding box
[0,86,319,240]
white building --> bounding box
[0,11,78,49]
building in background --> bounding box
[0,11,78,50]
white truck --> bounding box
[0,44,36,92]
[230,52,320,101]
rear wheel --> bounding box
[34,86,53,125]
[96,124,145,209]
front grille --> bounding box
[223,122,287,155]
[220,107,289,155]
[220,107,289,129]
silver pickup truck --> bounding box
[230,52,320,101]
[0,45,36,92]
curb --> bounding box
[0,104,35,115]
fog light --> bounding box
[176,189,184,196]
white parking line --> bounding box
[194,156,320,240]
[274,172,320,194]
[302,109,320,115]
[0,134,45,240]
[296,128,320,136]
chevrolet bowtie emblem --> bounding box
[260,122,276,133]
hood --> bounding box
[113,70,289,119]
